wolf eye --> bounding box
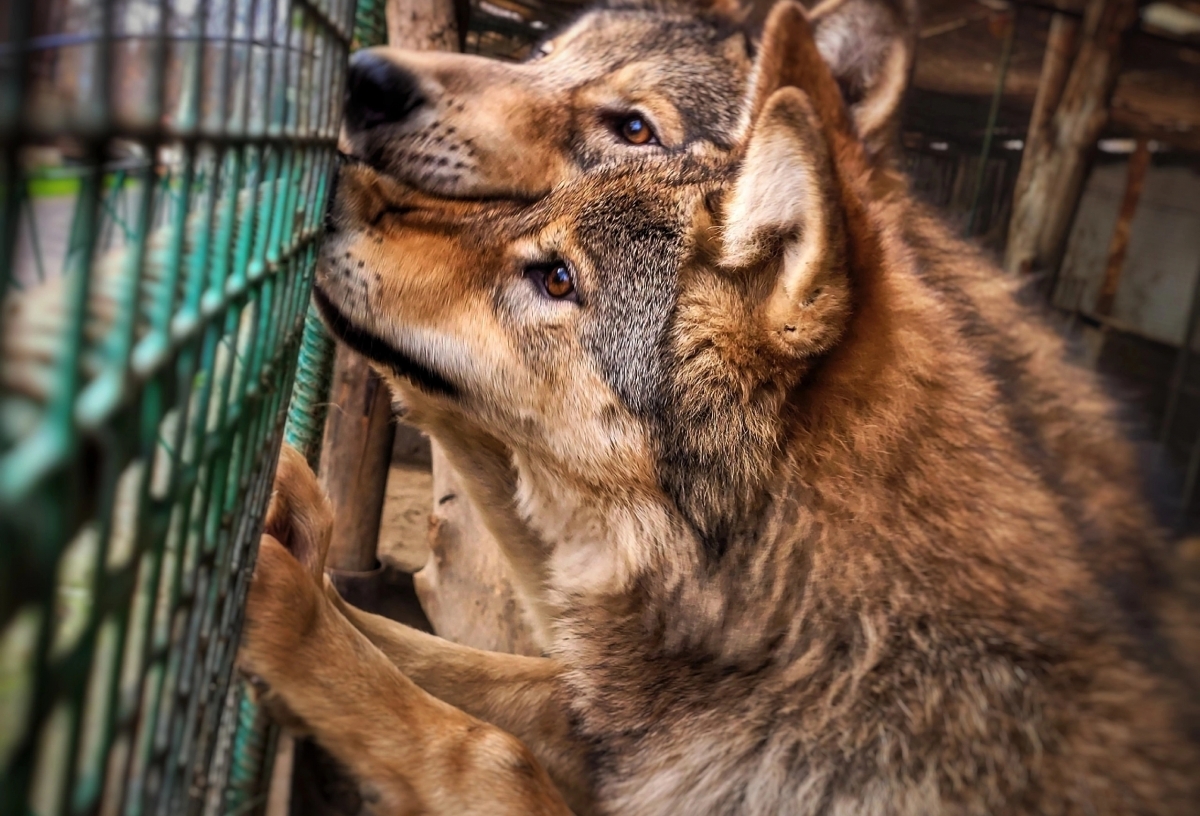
[528,262,576,300]
[544,264,575,298]
[618,115,657,146]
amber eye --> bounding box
[528,262,576,300]
[543,263,575,298]
[619,115,656,145]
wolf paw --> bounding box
[265,444,334,584]
[239,534,325,686]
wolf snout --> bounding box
[345,49,425,132]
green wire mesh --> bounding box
[0,0,385,813]
[220,5,387,813]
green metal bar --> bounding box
[19,187,47,286]
[2,0,368,814]
[220,1,387,808]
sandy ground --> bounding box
[376,461,433,572]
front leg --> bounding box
[271,426,593,806]
[241,537,573,816]
[328,588,595,813]
[405,402,558,643]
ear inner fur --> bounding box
[722,87,850,361]
[730,2,890,374]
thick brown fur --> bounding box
[238,1,1199,814]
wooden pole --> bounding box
[1094,138,1150,317]
[318,351,396,571]
[386,0,459,50]
[1003,0,1139,278]
[1006,11,1079,258]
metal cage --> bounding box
[0,1,383,813]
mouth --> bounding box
[336,149,545,208]
[311,284,460,400]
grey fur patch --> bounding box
[574,188,684,417]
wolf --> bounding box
[237,1,1200,814]
[341,0,920,649]
[341,0,914,200]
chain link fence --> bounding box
[0,0,384,813]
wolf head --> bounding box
[320,2,894,558]
[339,0,917,198]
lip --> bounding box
[311,284,460,399]
[335,150,547,210]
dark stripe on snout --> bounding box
[312,286,460,399]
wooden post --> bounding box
[386,0,459,50]
[318,351,396,571]
[1095,138,1150,317]
[1003,0,1139,278]
[1006,11,1079,260]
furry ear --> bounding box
[744,0,916,156]
[723,86,851,359]
[811,0,916,146]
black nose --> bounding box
[345,50,425,131]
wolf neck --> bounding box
[511,451,701,606]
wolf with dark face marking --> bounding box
[341,0,920,649]
[237,1,1200,814]
[340,0,915,200]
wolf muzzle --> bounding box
[312,284,460,399]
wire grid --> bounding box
[0,0,373,813]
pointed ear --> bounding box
[745,0,916,156]
[811,0,916,148]
[723,86,851,359]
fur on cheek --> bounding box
[514,459,687,601]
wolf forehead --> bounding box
[533,4,753,145]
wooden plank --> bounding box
[386,0,459,50]
[1004,9,1080,274]
[1094,137,1150,317]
